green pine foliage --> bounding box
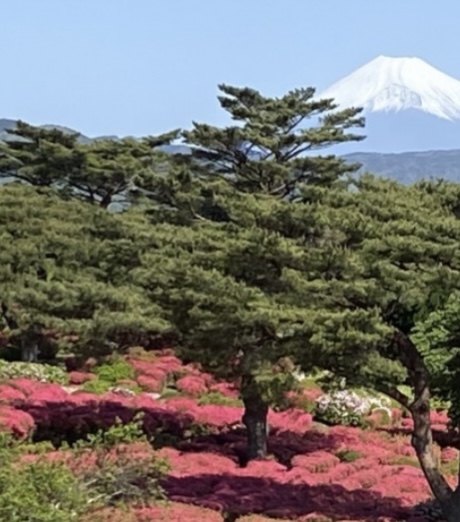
[0,184,171,359]
[0,122,179,208]
[5,81,460,513]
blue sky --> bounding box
[2,0,458,137]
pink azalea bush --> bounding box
[68,371,96,385]
[176,375,209,396]
[0,384,26,403]
[0,405,35,439]
[0,351,456,521]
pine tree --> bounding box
[182,84,365,196]
[0,121,79,187]
[0,184,170,360]
[293,175,460,521]
[0,121,179,208]
[65,132,179,208]
[131,83,367,459]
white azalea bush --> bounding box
[0,360,69,385]
[314,389,392,427]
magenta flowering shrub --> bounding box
[69,371,96,385]
[0,405,35,439]
[0,384,26,403]
[176,375,209,396]
[136,502,223,521]
[8,378,44,397]
[209,382,239,399]
[268,409,313,433]
[128,353,238,399]
[0,351,456,521]
[137,375,163,393]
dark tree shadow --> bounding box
[162,473,410,521]
[176,427,342,468]
[15,397,196,446]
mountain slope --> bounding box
[320,55,460,120]
[319,56,460,153]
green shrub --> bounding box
[126,346,157,362]
[335,449,363,463]
[292,395,317,414]
[74,414,147,451]
[0,434,90,521]
[0,360,69,385]
[80,379,113,395]
[159,388,181,399]
[94,359,135,384]
[388,455,420,468]
[198,392,242,407]
[79,448,169,507]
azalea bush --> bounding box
[0,360,68,385]
[314,389,392,427]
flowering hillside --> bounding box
[0,351,456,521]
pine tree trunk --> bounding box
[21,337,38,362]
[444,493,460,522]
[242,390,269,460]
[393,331,455,520]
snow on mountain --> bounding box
[320,55,460,121]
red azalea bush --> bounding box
[0,351,457,521]
[0,405,35,439]
[209,382,239,399]
[8,378,43,397]
[68,371,96,385]
[0,384,26,403]
[137,375,164,393]
[176,375,209,396]
[137,502,223,521]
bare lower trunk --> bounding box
[411,401,454,516]
[443,489,460,522]
[241,377,269,460]
[21,342,38,362]
[393,331,456,520]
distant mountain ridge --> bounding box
[2,118,460,184]
[343,149,460,184]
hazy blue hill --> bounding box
[343,149,460,184]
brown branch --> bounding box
[377,383,411,410]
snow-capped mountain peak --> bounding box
[320,56,460,120]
